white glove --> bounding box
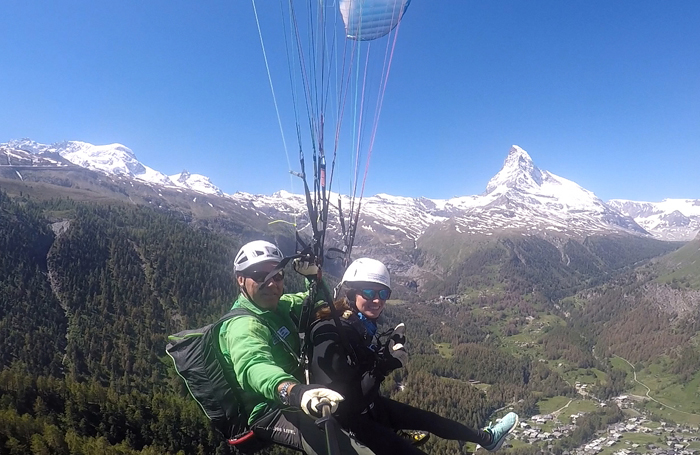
[300,387,344,417]
[293,258,319,278]
[289,384,344,417]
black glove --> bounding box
[388,322,406,347]
[288,384,344,418]
[377,323,408,374]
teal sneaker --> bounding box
[482,412,519,451]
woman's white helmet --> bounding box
[341,258,391,289]
[234,240,284,273]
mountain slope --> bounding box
[2,139,222,196]
[1,139,668,238]
[430,146,647,238]
[0,191,583,455]
[653,235,700,289]
[608,198,700,241]
[11,137,699,242]
[3,140,688,300]
[415,226,681,302]
[223,147,653,268]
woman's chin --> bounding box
[363,309,382,319]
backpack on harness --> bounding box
[165,308,269,453]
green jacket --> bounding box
[219,289,308,423]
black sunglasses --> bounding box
[245,270,284,283]
[358,288,391,301]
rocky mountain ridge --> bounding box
[1,139,222,196]
[608,198,700,241]
[1,139,698,242]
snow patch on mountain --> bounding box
[608,199,700,241]
[4,139,48,154]
[3,139,695,241]
[485,145,544,194]
[484,146,604,212]
[227,190,448,242]
[57,141,147,174]
[226,146,647,242]
[170,170,223,196]
[2,139,223,196]
[436,146,647,237]
[0,143,69,166]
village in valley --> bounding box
[504,387,700,454]
[480,308,700,455]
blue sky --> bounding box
[1,0,699,202]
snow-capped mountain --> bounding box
[169,170,223,196]
[231,189,449,244]
[2,139,222,196]
[608,199,700,241]
[226,146,649,249]
[3,139,697,241]
[432,146,647,237]
[1,143,72,167]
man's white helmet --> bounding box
[234,240,284,273]
[341,258,391,289]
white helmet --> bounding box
[234,240,284,273]
[341,258,391,289]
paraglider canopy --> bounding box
[340,0,412,41]
[251,0,412,268]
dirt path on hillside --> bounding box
[551,399,573,417]
[614,355,700,416]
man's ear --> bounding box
[236,274,246,287]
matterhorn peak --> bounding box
[503,145,535,171]
[485,145,544,194]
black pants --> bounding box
[251,408,376,455]
[341,396,492,455]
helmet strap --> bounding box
[237,275,260,308]
[345,290,357,309]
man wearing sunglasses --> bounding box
[308,257,519,454]
[218,240,375,455]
